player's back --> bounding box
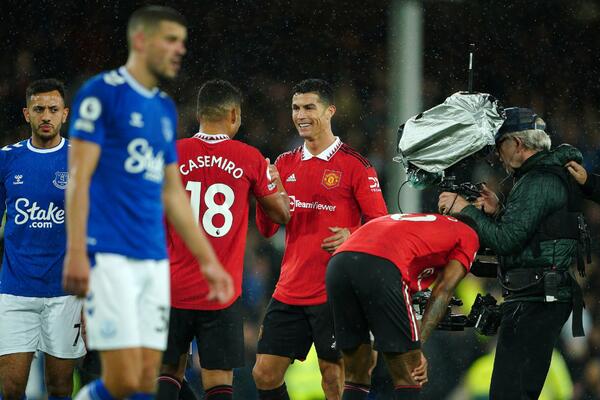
[336,213,479,291]
[168,132,275,310]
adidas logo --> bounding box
[286,174,297,182]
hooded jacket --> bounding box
[460,144,582,272]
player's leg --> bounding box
[0,353,35,400]
[325,252,372,400]
[157,307,196,400]
[41,295,86,399]
[74,254,149,400]
[0,294,43,400]
[307,300,343,399]
[350,253,421,400]
[137,258,172,397]
[196,299,244,400]
[382,350,423,400]
[253,299,311,399]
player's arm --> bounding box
[256,157,286,237]
[162,163,234,303]
[63,138,100,297]
[419,259,467,343]
[256,160,290,225]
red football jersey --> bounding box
[334,213,480,293]
[256,138,388,305]
[168,133,277,310]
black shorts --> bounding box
[162,298,244,370]
[326,251,420,354]
[257,298,341,362]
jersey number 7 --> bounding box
[185,181,235,237]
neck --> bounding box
[125,55,157,89]
[31,134,61,149]
[305,131,336,155]
[199,122,233,138]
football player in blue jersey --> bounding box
[0,79,86,400]
[62,6,234,400]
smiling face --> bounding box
[23,90,68,145]
[291,92,335,141]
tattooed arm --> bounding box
[419,260,468,343]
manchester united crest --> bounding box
[322,169,342,189]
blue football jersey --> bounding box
[0,138,69,297]
[69,67,178,260]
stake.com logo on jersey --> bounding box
[288,195,337,213]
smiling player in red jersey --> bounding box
[158,80,290,400]
[252,79,388,400]
[327,213,479,400]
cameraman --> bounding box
[438,107,585,400]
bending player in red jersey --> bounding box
[326,213,480,400]
[252,79,388,400]
[157,80,290,400]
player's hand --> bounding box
[266,158,281,183]
[472,184,500,215]
[411,353,428,386]
[566,160,588,185]
[321,227,351,253]
[437,192,469,215]
[201,261,234,304]
[62,250,90,298]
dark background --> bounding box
[3,1,600,398]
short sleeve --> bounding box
[251,149,277,198]
[0,151,6,224]
[68,77,109,145]
[448,225,480,272]
[163,100,178,165]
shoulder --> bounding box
[76,69,125,98]
[337,143,373,169]
[158,91,177,112]
[1,140,28,157]
[274,146,302,165]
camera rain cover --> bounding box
[396,92,504,174]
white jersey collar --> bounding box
[193,132,231,143]
[301,136,342,161]
[27,137,65,153]
[119,66,159,98]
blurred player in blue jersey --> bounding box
[0,79,86,400]
[63,6,234,400]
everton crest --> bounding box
[53,171,69,190]
[321,169,342,189]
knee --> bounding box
[1,378,27,400]
[320,363,343,391]
[252,363,282,389]
[46,375,74,397]
[105,373,142,397]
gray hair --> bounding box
[501,117,551,151]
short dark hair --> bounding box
[196,80,242,121]
[127,5,187,48]
[292,79,334,105]
[25,79,66,104]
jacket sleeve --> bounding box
[582,173,600,204]
[459,172,567,255]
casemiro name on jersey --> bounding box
[179,155,244,179]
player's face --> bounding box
[146,21,187,80]
[23,90,68,142]
[291,92,335,140]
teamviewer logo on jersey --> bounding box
[289,195,296,212]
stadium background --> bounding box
[2,0,600,398]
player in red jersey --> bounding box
[326,213,479,400]
[252,79,388,400]
[157,80,290,400]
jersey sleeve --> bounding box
[163,98,178,165]
[352,165,388,224]
[255,154,283,238]
[251,148,277,199]
[0,152,6,227]
[68,76,110,145]
[448,226,480,272]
